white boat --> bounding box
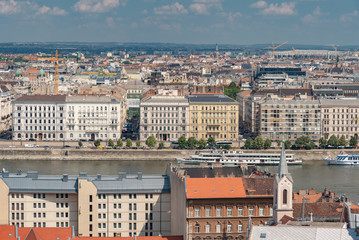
[177,150,302,165]
[324,151,359,165]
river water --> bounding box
[1,159,358,204]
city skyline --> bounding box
[0,0,358,45]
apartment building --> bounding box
[259,98,321,142]
[0,85,15,131]
[140,96,189,141]
[321,99,359,141]
[188,94,239,141]
[0,171,171,237]
[12,95,125,141]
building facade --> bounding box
[0,171,171,238]
[0,85,15,131]
[12,95,125,141]
[188,94,239,142]
[140,96,189,141]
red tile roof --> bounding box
[186,177,246,199]
[0,226,72,240]
[75,236,183,240]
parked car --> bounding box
[29,138,36,142]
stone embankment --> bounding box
[0,148,356,161]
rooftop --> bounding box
[187,94,237,103]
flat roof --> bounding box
[187,94,238,103]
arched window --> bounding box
[216,223,221,233]
[205,224,211,233]
[70,133,73,138]
[17,133,21,138]
[60,133,63,139]
[283,189,288,204]
[227,223,232,233]
[238,223,243,232]
[194,223,200,233]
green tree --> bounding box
[146,136,157,148]
[207,137,216,148]
[350,137,358,148]
[108,139,114,148]
[244,138,253,149]
[178,136,187,149]
[319,137,327,149]
[126,139,133,148]
[78,140,83,148]
[264,139,271,149]
[284,140,291,149]
[187,137,198,149]
[253,136,264,149]
[94,139,101,147]
[198,138,207,149]
[223,82,242,100]
[327,135,339,147]
[277,140,282,147]
[295,136,314,149]
[338,136,347,147]
[117,139,123,148]
[158,141,165,149]
[136,140,141,148]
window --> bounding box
[238,223,243,232]
[216,224,221,233]
[227,224,232,233]
[249,207,253,216]
[283,189,288,204]
[195,207,200,217]
[216,207,221,216]
[270,207,273,216]
[238,207,243,216]
[227,207,232,216]
[194,224,200,233]
[205,224,210,233]
[206,207,211,217]
[259,207,264,216]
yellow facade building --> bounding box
[188,94,239,142]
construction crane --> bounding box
[292,47,295,55]
[268,41,288,58]
[36,50,65,95]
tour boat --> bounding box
[176,150,302,165]
[324,151,359,165]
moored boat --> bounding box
[324,151,359,165]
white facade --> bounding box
[0,86,15,131]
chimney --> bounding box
[118,172,126,180]
[62,174,68,182]
[15,224,18,238]
[72,226,75,238]
[2,171,9,178]
[97,174,102,180]
[137,172,142,180]
[79,172,87,178]
[27,171,38,179]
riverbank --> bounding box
[0,148,356,161]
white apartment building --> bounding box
[12,95,125,141]
[0,171,171,238]
[140,96,189,141]
[0,85,15,131]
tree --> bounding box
[207,137,216,148]
[78,140,83,148]
[158,141,165,149]
[117,139,123,148]
[319,137,327,149]
[244,138,253,149]
[178,136,187,149]
[187,137,198,149]
[126,139,133,148]
[94,139,101,147]
[198,139,207,149]
[253,136,264,149]
[338,136,347,147]
[327,135,339,147]
[223,82,242,100]
[277,140,281,147]
[284,140,291,149]
[108,139,114,148]
[136,140,141,148]
[264,139,271,149]
[350,137,358,148]
[295,136,315,150]
[146,136,157,148]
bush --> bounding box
[126,139,133,148]
[158,141,165,149]
[117,139,123,147]
[94,139,101,147]
[146,136,157,148]
[78,141,83,148]
[108,139,114,148]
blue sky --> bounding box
[0,0,358,45]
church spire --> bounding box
[278,143,289,178]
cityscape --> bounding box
[0,0,359,240]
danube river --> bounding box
[1,159,358,204]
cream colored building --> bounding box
[188,94,239,142]
[0,171,171,238]
[0,85,14,131]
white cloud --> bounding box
[301,7,322,23]
[251,0,267,9]
[74,0,124,13]
[190,0,222,15]
[0,0,21,14]
[340,10,358,23]
[154,2,188,15]
[37,6,68,16]
[261,2,296,15]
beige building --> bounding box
[188,94,239,142]
[0,85,14,131]
[0,171,171,238]
[140,96,189,141]
[320,98,359,141]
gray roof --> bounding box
[1,172,170,194]
[141,96,189,105]
[187,94,238,103]
[250,226,358,240]
[320,99,359,107]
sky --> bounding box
[0,0,358,45]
